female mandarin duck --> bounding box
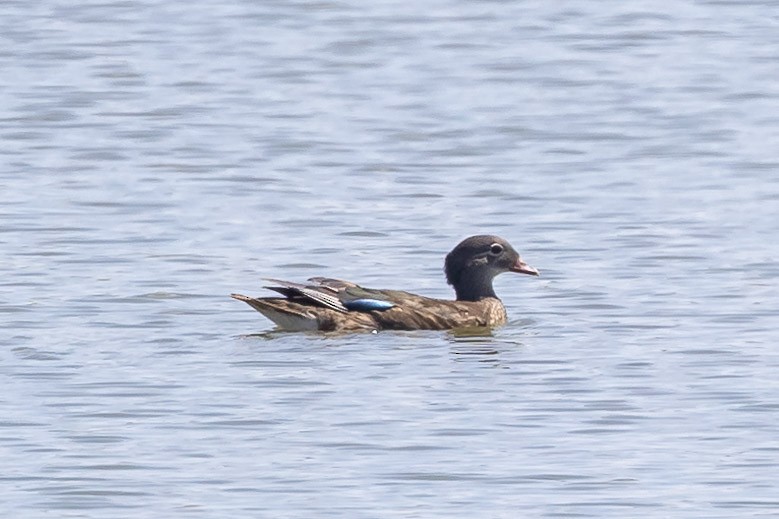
[231,235,539,332]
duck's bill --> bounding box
[511,259,540,276]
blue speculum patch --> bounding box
[343,299,395,311]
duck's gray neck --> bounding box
[453,273,498,302]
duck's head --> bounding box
[444,235,539,301]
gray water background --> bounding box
[2,1,779,517]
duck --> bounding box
[231,235,539,333]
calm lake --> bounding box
[2,1,778,517]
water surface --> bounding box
[2,1,778,517]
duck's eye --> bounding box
[489,243,504,255]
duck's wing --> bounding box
[262,277,396,313]
[263,278,350,313]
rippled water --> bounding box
[2,1,779,517]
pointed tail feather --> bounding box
[230,294,319,331]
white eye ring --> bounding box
[489,243,504,255]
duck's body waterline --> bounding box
[231,235,538,332]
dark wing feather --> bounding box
[262,277,398,315]
[313,279,396,311]
[262,278,349,313]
